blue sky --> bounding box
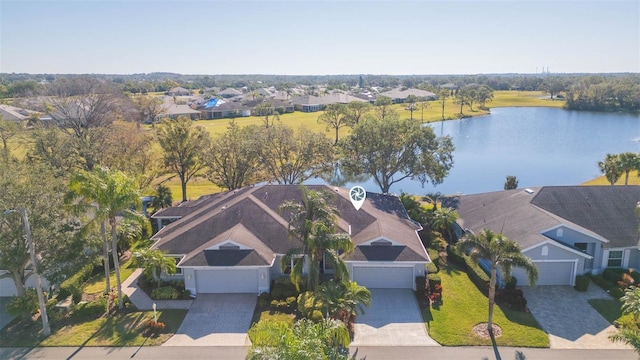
[1,0,638,75]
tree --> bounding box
[0,115,21,160]
[317,103,350,145]
[0,161,86,318]
[504,175,519,190]
[247,318,351,360]
[374,95,393,120]
[542,77,566,99]
[156,117,209,202]
[344,101,372,126]
[132,95,163,128]
[150,184,173,213]
[419,101,429,123]
[609,286,640,353]
[68,168,149,309]
[618,152,639,185]
[253,102,280,128]
[204,121,263,190]
[279,187,354,291]
[457,229,538,335]
[339,114,454,194]
[259,124,334,185]
[455,87,472,116]
[431,207,458,243]
[598,154,623,186]
[133,248,176,288]
[405,94,418,120]
[318,280,371,326]
[438,89,449,121]
[475,85,494,109]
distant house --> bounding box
[0,104,41,123]
[201,101,250,119]
[290,93,367,112]
[167,87,192,96]
[150,185,430,295]
[379,88,436,103]
[454,186,640,286]
[158,104,202,120]
[218,88,243,98]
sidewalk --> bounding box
[121,269,193,311]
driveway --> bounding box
[162,294,257,347]
[522,283,632,349]
[351,289,439,346]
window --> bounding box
[556,228,564,238]
[574,243,588,253]
[541,246,548,256]
[608,251,623,267]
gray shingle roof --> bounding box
[151,185,429,267]
[455,186,640,250]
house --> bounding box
[290,94,367,112]
[150,185,430,295]
[201,101,250,119]
[166,87,192,96]
[378,88,436,103]
[218,88,243,98]
[454,186,640,286]
[0,104,40,123]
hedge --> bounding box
[58,263,95,303]
[574,275,590,291]
[447,246,490,292]
[151,286,180,300]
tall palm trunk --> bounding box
[110,217,123,309]
[488,264,497,333]
[101,221,111,293]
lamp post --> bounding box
[5,208,51,337]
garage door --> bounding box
[352,266,414,289]
[513,261,575,286]
[195,269,258,293]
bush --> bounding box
[151,286,180,300]
[297,291,323,319]
[428,272,441,283]
[574,275,590,291]
[146,320,166,332]
[603,268,640,286]
[257,292,270,308]
[6,289,39,317]
[310,310,324,322]
[59,263,95,303]
[496,288,527,311]
[270,276,302,300]
[505,277,518,289]
[72,298,106,319]
[591,275,614,290]
[426,262,438,275]
[285,296,297,308]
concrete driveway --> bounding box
[163,293,256,347]
[351,289,439,346]
[522,283,632,349]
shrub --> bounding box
[72,298,107,319]
[151,286,180,300]
[6,289,39,317]
[496,288,527,311]
[426,262,438,275]
[285,296,297,308]
[59,263,95,303]
[310,310,324,322]
[257,292,270,308]
[271,277,301,300]
[428,272,441,283]
[591,275,614,291]
[574,275,590,291]
[505,277,518,289]
[270,299,279,308]
[297,291,323,319]
[146,320,166,332]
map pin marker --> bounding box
[349,186,366,211]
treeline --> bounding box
[565,75,640,112]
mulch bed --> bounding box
[472,323,502,339]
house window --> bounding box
[574,243,588,253]
[173,257,182,275]
[556,228,564,238]
[608,251,623,267]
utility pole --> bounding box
[12,208,51,337]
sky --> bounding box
[1,0,638,75]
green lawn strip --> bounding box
[40,309,187,347]
[252,309,296,327]
[589,298,635,327]
[84,257,137,295]
[425,264,548,347]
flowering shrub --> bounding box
[146,320,166,332]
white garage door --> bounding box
[195,269,258,293]
[352,266,414,289]
[513,261,575,286]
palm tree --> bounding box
[431,207,458,243]
[319,280,371,326]
[133,248,177,287]
[598,153,623,186]
[68,168,150,309]
[610,287,640,354]
[618,152,639,185]
[610,327,640,354]
[247,318,351,360]
[457,229,538,335]
[279,186,354,291]
[150,183,173,213]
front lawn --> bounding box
[0,309,187,347]
[424,264,548,347]
[589,298,635,327]
[84,257,137,295]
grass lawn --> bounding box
[488,91,566,108]
[251,309,296,327]
[582,170,640,186]
[424,264,548,347]
[0,309,187,347]
[84,257,137,295]
[589,298,635,327]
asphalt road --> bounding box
[0,346,636,360]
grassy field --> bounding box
[425,264,548,347]
[582,171,640,186]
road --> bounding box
[1,346,636,360]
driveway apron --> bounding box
[163,294,256,347]
[522,284,631,349]
[352,289,439,346]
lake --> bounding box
[310,107,640,195]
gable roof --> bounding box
[455,186,640,250]
[151,185,429,267]
[0,104,40,122]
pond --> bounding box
[309,107,640,195]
